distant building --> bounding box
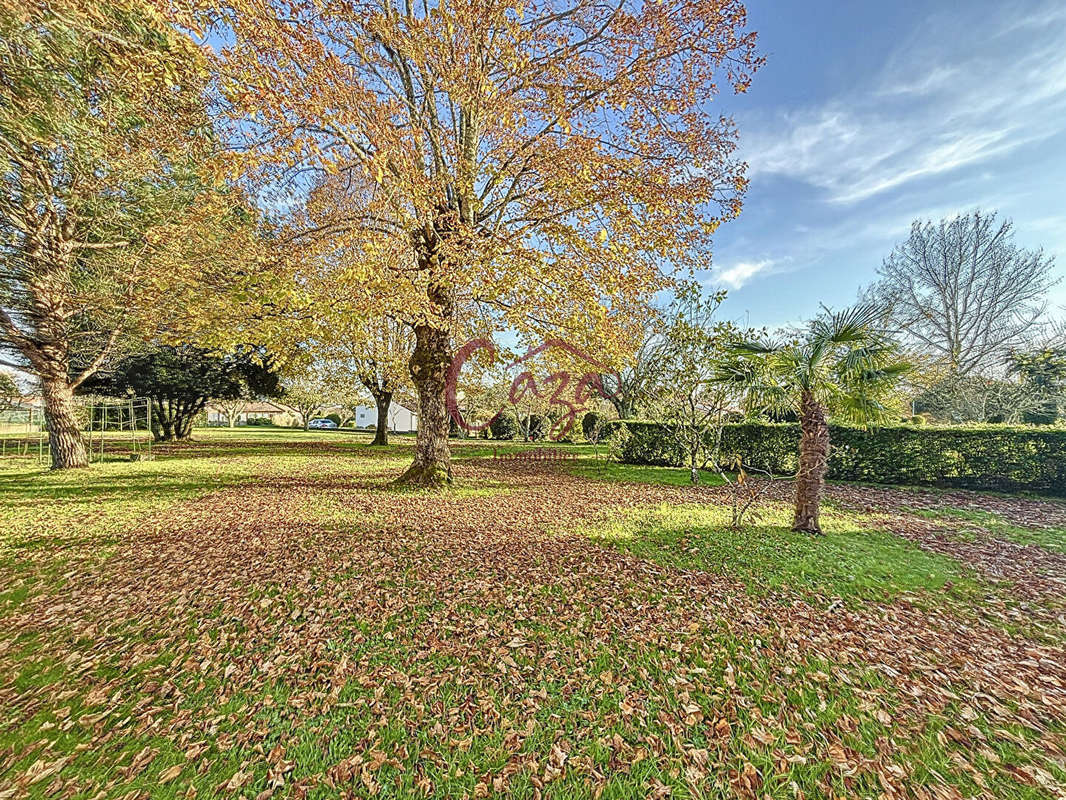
[352,400,418,432]
[205,401,298,427]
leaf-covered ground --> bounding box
[1,431,1064,799]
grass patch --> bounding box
[910,507,1066,555]
[568,458,727,487]
[2,430,1062,799]
[578,502,982,603]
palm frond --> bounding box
[730,338,781,356]
[813,303,883,346]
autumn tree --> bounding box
[317,308,414,446]
[218,0,761,485]
[867,211,1058,376]
[0,0,252,468]
[352,319,412,445]
[281,364,335,431]
[217,396,250,429]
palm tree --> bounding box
[731,305,909,534]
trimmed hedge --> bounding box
[606,420,1066,495]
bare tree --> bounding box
[868,211,1058,375]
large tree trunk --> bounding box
[149,399,164,441]
[150,397,199,442]
[41,373,88,469]
[793,389,830,534]
[371,391,392,446]
[395,219,456,486]
[175,405,195,441]
[153,398,176,442]
[150,398,194,445]
[615,395,636,421]
[395,321,452,486]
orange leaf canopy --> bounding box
[215,0,761,360]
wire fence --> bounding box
[0,397,153,465]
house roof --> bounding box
[355,399,417,415]
[206,400,293,415]
[392,393,419,414]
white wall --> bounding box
[353,403,418,432]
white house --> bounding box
[353,400,418,432]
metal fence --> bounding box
[0,397,153,465]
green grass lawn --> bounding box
[566,459,727,487]
[576,502,984,603]
[1,431,1064,799]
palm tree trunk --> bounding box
[793,389,829,534]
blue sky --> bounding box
[705,0,1066,329]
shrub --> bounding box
[326,413,342,426]
[605,420,1066,495]
[489,412,517,440]
[606,421,632,463]
[582,411,603,441]
[1023,402,1059,426]
[525,414,548,441]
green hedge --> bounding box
[606,421,1066,495]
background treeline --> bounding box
[606,420,1066,495]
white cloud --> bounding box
[877,65,959,98]
[710,259,775,290]
[740,1,1066,204]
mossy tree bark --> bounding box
[395,319,452,486]
[394,217,456,487]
